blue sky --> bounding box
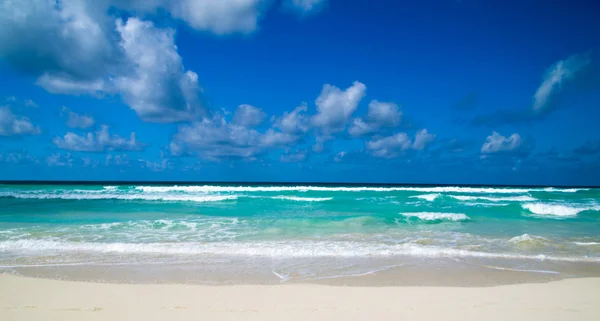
[1,0,599,185]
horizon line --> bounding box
[0,180,597,189]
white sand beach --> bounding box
[1,274,598,321]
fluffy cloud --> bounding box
[53,125,144,152]
[0,0,330,123]
[0,2,204,123]
[0,106,40,136]
[313,81,367,134]
[533,53,591,112]
[62,107,95,129]
[113,18,204,122]
[333,151,346,162]
[366,129,435,158]
[46,153,73,167]
[412,129,436,150]
[170,115,300,160]
[348,100,402,136]
[273,104,310,134]
[105,154,130,166]
[480,132,523,154]
[232,104,266,128]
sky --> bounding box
[0,0,599,185]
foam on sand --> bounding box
[400,212,469,221]
[0,239,597,263]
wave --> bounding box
[574,242,600,246]
[0,192,237,203]
[133,185,588,194]
[409,193,441,201]
[400,212,469,221]
[521,203,600,217]
[508,234,550,248]
[451,195,536,202]
[0,239,596,263]
[270,196,333,202]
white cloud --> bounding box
[366,133,412,158]
[0,3,204,123]
[139,158,170,172]
[533,53,591,111]
[412,129,436,150]
[0,106,40,136]
[348,100,402,136]
[62,106,95,129]
[366,129,435,158]
[334,151,346,162]
[46,153,73,167]
[480,132,523,154]
[0,1,329,123]
[170,115,300,160]
[313,81,367,134]
[0,152,38,164]
[273,103,310,133]
[105,154,129,166]
[284,0,327,14]
[114,18,204,122]
[232,104,266,128]
[53,125,144,152]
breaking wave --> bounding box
[451,195,536,202]
[521,203,600,217]
[400,212,470,221]
[0,239,596,263]
[0,192,238,203]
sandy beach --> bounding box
[1,274,598,321]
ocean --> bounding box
[1,183,599,285]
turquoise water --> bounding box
[1,184,599,283]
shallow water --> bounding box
[1,184,599,285]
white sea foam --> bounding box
[103,186,118,190]
[270,196,333,202]
[574,242,600,246]
[0,192,237,203]
[451,195,537,202]
[0,239,597,263]
[400,212,469,221]
[409,193,441,201]
[509,234,549,244]
[521,203,599,217]
[133,185,588,194]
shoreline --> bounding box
[2,274,599,321]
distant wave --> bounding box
[0,192,237,203]
[451,195,536,202]
[134,185,588,194]
[400,212,469,221]
[270,196,333,202]
[409,193,441,201]
[0,239,596,263]
[521,203,600,217]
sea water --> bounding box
[0,184,599,284]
